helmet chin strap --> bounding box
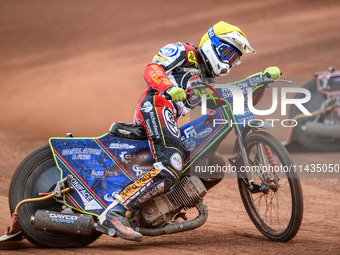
[216,62,230,76]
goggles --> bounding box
[207,27,241,66]
[216,43,241,66]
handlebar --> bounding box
[163,78,292,101]
[255,78,292,87]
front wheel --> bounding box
[237,131,303,242]
[8,144,101,247]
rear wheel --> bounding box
[238,132,303,241]
[8,144,101,247]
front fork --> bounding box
[228,133,253,189]
[236,133,254,190]
[229,131,272,194]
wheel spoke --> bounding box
[238,131,303,241]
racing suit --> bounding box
[114,42,212,210]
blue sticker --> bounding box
[208,27,222,47]
[159,44,179,57]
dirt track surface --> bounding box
[0,0,340,254]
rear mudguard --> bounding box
[49,133,154,216]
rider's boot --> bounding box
[97,162,180,242]
[97,203,142,242]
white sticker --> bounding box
[141,101,153,113]
[163,107,180,137]
[170,153,183,171]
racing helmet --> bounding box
[199,21,255,76]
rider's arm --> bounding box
[143,64,173,93]
[143,43,187,93]
[253,67,281,106]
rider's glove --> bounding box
[263,66,281,79]
[165,86,187,101]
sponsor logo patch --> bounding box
[104,193,115,202]
[188,51,198,67]
[119,151,131,164]
[197,127,212,138]
[170,153,183,171]
[62,147,101,160]
[183,139,196,152]
[119,168,159,200]
[153,55,169,63]
[71,177,102,210]
[141,101,153,113]
[49,213,78,224]
[132,164,154,176]
[163,107,179,138]
[159,44,179,57]
[183,125,197,139]
[109,143,136,150]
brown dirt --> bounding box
[0,0,340,254]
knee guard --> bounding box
[160,151,184,177]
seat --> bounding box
[109,122,147,140]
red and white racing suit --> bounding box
[115,42,206,210]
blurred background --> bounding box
[1,0,339,140]
[0,1,340,252]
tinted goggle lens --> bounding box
[217,44,241,66]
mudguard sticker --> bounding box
[49,133,153,216]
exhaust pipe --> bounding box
[303,122,340,139]
[31,210,95,235]
[135,202,208,236]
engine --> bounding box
[140,176,207,227]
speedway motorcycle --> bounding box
[283,67,340,151]
[1,72,303,247]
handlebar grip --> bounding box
[164,89,191,101]
[263,69,283,79]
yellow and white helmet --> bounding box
[199,21,255,76]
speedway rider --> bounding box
[98,21,281,241]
